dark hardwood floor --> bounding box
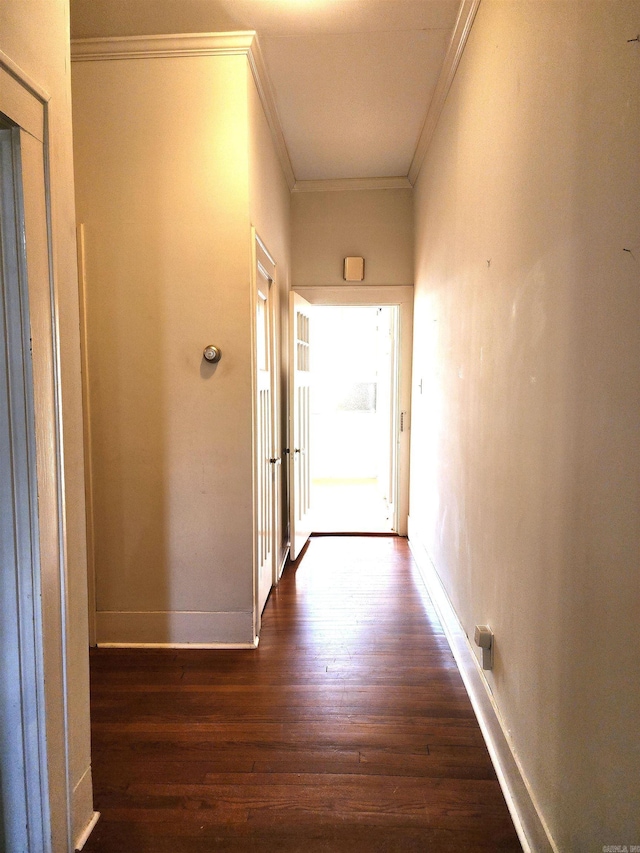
[83,535,522,852]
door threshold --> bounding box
[310,531,402,538]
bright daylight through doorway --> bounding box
[310,305,398,533]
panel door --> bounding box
[255,240,277,616]
[289,292,312,560]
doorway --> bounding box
[290,285,413,538]
[310,305,398,533]
[253,231,282,629]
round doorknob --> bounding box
[203,345,222,364]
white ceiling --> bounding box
[70,0,464,183]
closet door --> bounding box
[254,234,278,618]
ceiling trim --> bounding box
[408,0,481,185]
[70,31,257,60]
[293,176,412,193]
[70,32,296,189]
[247,37,296,189]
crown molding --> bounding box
[247,36,296,189]
[70,31,257,61]
[408,0,481,185]
[293,176,412,193]
[70,31,296,190]
[69,5,480,196]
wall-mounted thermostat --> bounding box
[343,256,365,281]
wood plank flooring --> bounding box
[83,536,522,852]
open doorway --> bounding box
[290,284,413,540]
[310,305,399,533]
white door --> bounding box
[376,306,399,527]
[289,292,312,559]
[255,236,277,615]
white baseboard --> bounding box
[407,518,557,853]
[96,609,255,646]
[74,811,99,852]
[72,764,95,849]
[277,545,289,581]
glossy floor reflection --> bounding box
[84,536,522,852]
[311,478,394,532]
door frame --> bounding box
[0,52,73,851]
[292,285,413,536]
[250,228,281,639]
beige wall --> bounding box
[247,67,292,557]
[73,53,257,644]
[70,0,250,39]
[0,0,94,846]
[410,1,640,848]
[292,188,413,286]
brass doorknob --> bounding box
[203,345,222,364]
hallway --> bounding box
[84,536,521,852]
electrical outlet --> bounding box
[474,624,494,670]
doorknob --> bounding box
[269,457,281,465]
[203,345,222,363]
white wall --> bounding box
[247,65,292,560]
[73,52,257,644]
[292,188,413,286]
[292,189,414,536]
[410,2,640,848]
[0,0,94,847]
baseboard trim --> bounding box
[407,518,557,853]
[72,765,95,851]
[96,609,255,646]
[277,546,289,582]
[74,811,100,852]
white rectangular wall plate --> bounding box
[343,256,365,281]
[474,624,494,670]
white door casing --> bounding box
[0,53,81,850]
[0,112,52,853]
[292,285,412,537]
[253,232,279,627]
[289,291,312,559]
